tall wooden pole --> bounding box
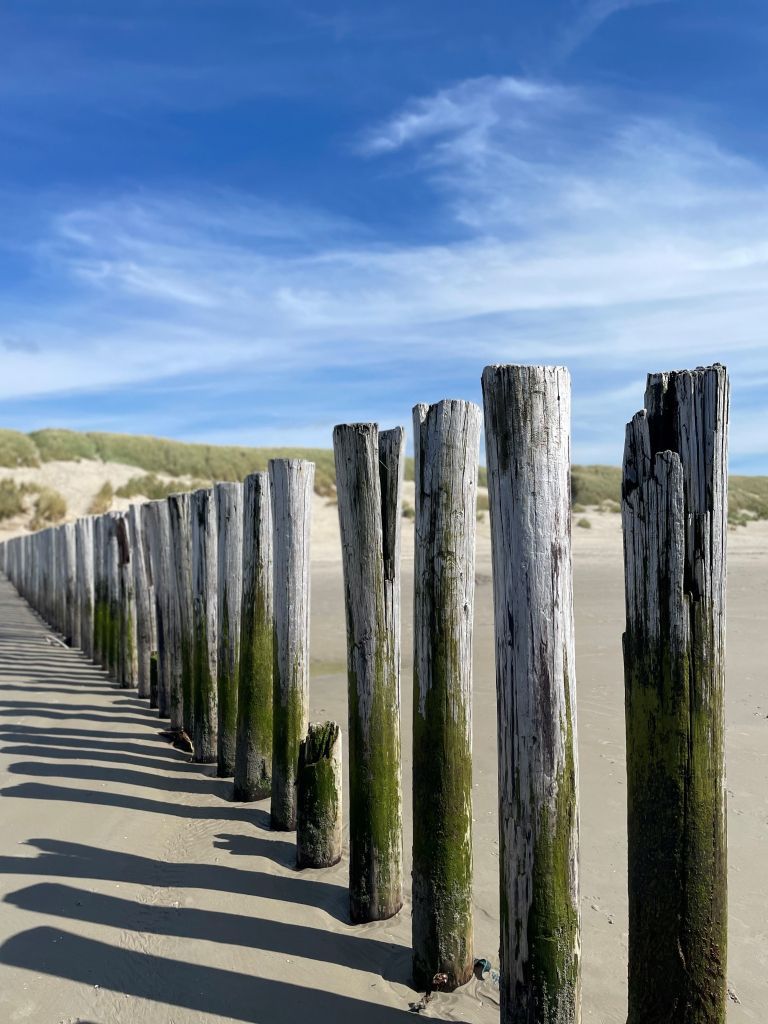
[234,471,274,801]
[168,492,193,735]
[269,459,313,830]
[75,517,94,661]
[128,504,152,699]
[115,513,137,689]
[215,481,243,778]
[191,487,218,763]
[482,364,581,1024]
[412,399,481,991]
[140,503,161,709]
[622,364,729,1024]
[106,513,120,679]
[333,424,404,923]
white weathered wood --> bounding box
[412,399,481,991]
[269,459,313,830]
[234,471,274,801]
[296,722,343,869]
[482,364,580,1024]
[333,424,404,923]
[622,364,729,1023]
[191,487,218,763]
[168,492,193,733]
[127,505,152,698]
[75,517,94,660]
[215,481,243,778]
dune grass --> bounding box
[0,479,25,521]
[88,482,114,515]
[3,428,767,524]
[0,430,40,468]
[29,487,67,530]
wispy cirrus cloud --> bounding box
[1,75,766,468]
[556,0,676,60]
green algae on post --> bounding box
[269,459,313,830]
[411,400,481,992]
[333,423,404,924]
[234,471,274,802]
[296,721,343,868]
[622,365,729,1024]
[191,487,218,763]
[215,481,243,778]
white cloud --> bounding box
[1,75,767,467]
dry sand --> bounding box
[0,493,766,1023]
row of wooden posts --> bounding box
[0,362,729,1024]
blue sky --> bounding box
[1,1,767,469]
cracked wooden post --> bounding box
[168,492,193,736]
[412,400,481,991]
[269,459,313,830]
[191,487,218,763]
[106,513,120,679]
[61,522,77,646]
[140,503,161,709]
[622,364,729,1024]
[215,481,244,778]
[234,471,274,801]
[128,505,152,699]
[149,501,173,719]
[333,424,404,923]
[482,364,581,1024]
[75,517,94,660]
[115,513,137,689]
[296,721,343,868]
[92,516,105,667]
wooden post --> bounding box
[622,364,729,1024]
[140,503,160,709]
[75,517,94,660]
[128,504,152,699]
[412,400,481,991]
[168,492,193,735]
[107,513,120,678]
[269,459,313,830]
[296,721,343,869]
[215,481,243,778]
[115,513,138,689]
[234,471,274,801]
[333,424,404,923]
[481,365,581,1024]
[92,516,106,667]
[191,487,218,764]
[62,522,77,646]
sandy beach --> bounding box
[0,504,765,1023]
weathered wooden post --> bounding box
[482,364,581,1024]
[296,722,343,869]
[333,424,404,923]
[128,505,152,699]
[412,400,481,991]
[622,364,729,1024]
[191,487,218,763]
[140,503,161,709]
[234,471,274,801]
[168,492,193,736]
[115,513,138,688]
[269,459,313,830]
[75,517,94,660]
[92,516,106,667]
[107,513,120,678]
[62,522,77,646]
[215,481,243,778]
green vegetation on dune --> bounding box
[29,487,66,530]
[88,482,114,515]
[0,479,25,520]
[1,429,767,524]
[0,430,40,467]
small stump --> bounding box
[296,722,342,869]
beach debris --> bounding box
[408,972,451,1013]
